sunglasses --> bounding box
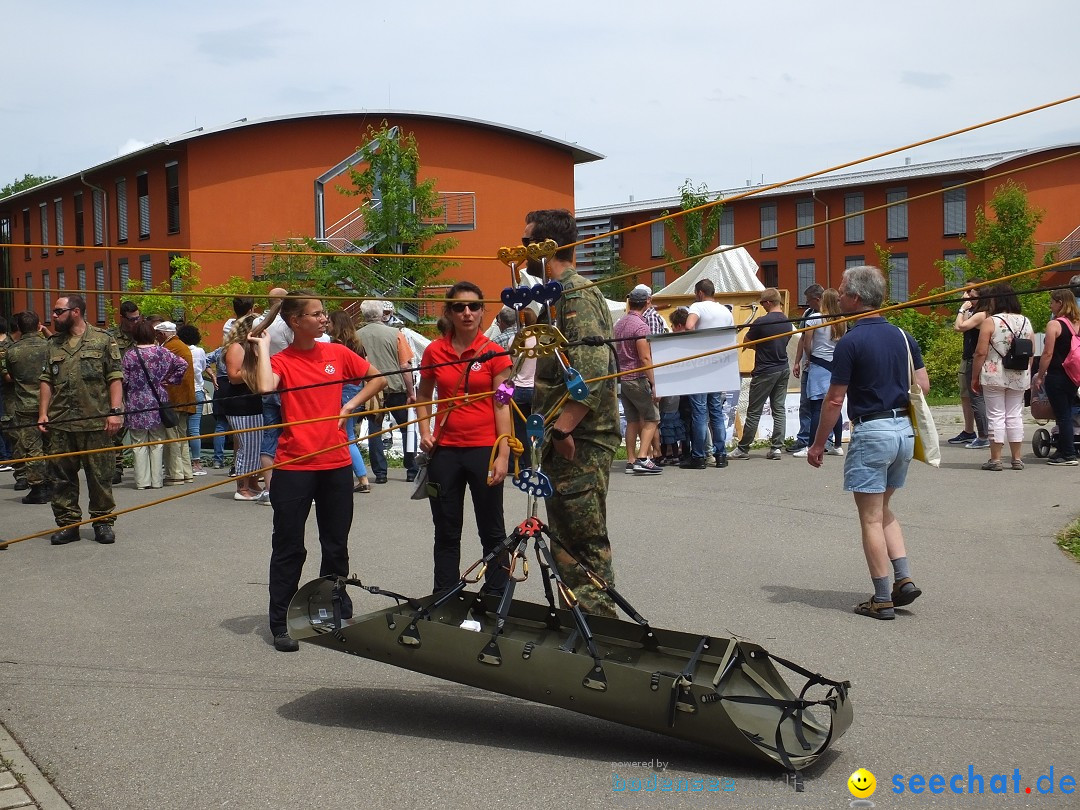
[450,301,483,313]
[521,237,535,246]
[52,307,74,316]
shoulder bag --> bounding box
[133,347,180,429]
[901,329,939,467]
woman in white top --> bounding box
[178,324,210,475]
[792,288,847,457]
[971,283,1034,471]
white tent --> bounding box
[655,246,763,295]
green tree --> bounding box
[591,239,635,301]
[258,237,372,300]
[340,123,458,298]
[123,256,264,325]
[661,179,722,275]
[1,173,56,198]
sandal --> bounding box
[980,459,1003,471]
[354,481,371,494]
[854,598,895,620]
[1011,458,1024,470]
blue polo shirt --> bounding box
[831,317,924,419]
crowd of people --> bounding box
[6,214,1074,643]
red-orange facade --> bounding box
[576,145,1080,308]
[0,111,601,330]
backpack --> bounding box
[993,315,1033,371]
[1057,317,1080,385]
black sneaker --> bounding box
[714,454,728,468]
[50,528,81,545]
[678,456,707,469]
[93,523,116,544]
[947,431,977,445]
[1047,456,1079,466]
[112,469,123,485]
[273,633,299,652]
[406,469,418,483]
[785,442,807,454]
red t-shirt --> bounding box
[420,332,512,447]
[271,342,371,469]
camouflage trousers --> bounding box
[542,441,617,618]
[48,430,116,528]
[12,411,49,486]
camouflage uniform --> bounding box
[39,327,124,528]
[106,326,138,478]
[0,338,25,486]
[533,267,621,617]
[0,333,51,487]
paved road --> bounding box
[1,408,1078,809]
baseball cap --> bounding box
[155,320,177,332]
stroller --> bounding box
[1029,387,1080,457]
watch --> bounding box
[108,407,123,415]
[551,427,572,441]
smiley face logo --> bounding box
[847,768,876,798]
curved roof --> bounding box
[2,109,604,203]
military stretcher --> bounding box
[286,517,852,784]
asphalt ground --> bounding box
[1,407,1078,809]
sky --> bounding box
[3,0,1078,210]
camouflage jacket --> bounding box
[39,326,123,431]
[0,333,50,415]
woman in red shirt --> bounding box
[416,282,513,596]
[251,290,386,652]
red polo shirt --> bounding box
[420,332,511,447]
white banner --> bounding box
[649,327,741,397]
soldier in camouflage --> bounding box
[0,319,26,490]
[38,294,125,545]
[526,209,621,617]
[106,301,141,484]
[0,311,52,503]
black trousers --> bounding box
[268,465,353,635]
[427,446,508,594]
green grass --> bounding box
[1056,520,1080,562]
[926,394,960,406]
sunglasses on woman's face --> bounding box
[450,301,483,313]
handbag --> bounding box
[133,346,180,429]
[901,329,940,467]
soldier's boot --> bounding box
[21,484,51,504]
[92,523,116,545]
[112,468,123,485]
[13,478,29,492]
[50,528,81,545]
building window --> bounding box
[137,172,150,239]
[796,259,816,294]
[77,264,86,296]
[944,184,966,236]
[889,254,909,302]
[886,189,908,240]
[166,162,180,234]
[795,200,815,247]
[719,206,734,246]
[650,221,665,258]
[761,262,778,288]
[118,258,130,292]
[844,193,864,243]
[39,203,49,257]
[54,199,64,254]
[42,270,51,322]
[651,269,665,290]
[845,255,865,269]
[57,267,65,294]
[24,272,32,309]
[92,190,104,246]
[116,178,128,243]
[94,262,106,323]
[22,209,31,261]
[140,254,152,289]
[73,192,85,248]
[943,249,967,288]
[760,203,777,250]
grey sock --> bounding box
[872,575,892,603]
[891,556,911,582]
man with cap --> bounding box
[615,287,662,474]
[731,288,793,460]
[156,320,195,485]
[681,278,734,469]
[632,284,669,337]
[38,294,125,545]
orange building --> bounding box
[576,145,1080,307]
[0,110,602,328]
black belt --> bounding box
[851,408,907,424]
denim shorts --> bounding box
[844,416,915,493]
[260,393,282,458]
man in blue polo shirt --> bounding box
[806,265,927,620]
